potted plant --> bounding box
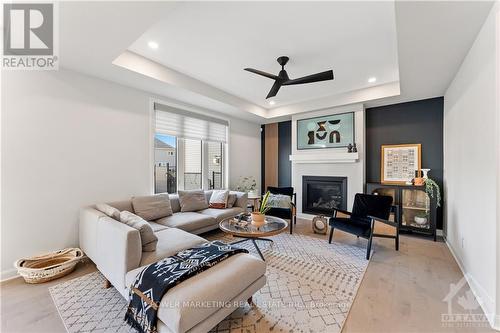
[414,211,429,225]
[424,178,441,207]
[251,191,270,228]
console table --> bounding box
[366,183,437,241]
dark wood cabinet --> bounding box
[366,183,437,241]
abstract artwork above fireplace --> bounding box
[302,176,347,215]
[297,112,354,150]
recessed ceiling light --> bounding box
[269,100,276,106]
[368,77,377,83]
[148,41,159,50]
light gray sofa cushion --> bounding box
[95,203,120,220]
[125,253,266,333]
[139,228,206,266]
[178,190,209,212]
[119,211,158,252]
[132,193,173,220]
[155,212,216,232]
[198,207,244,223]
[168,194,181,213]
[226,193,237,208]
[149,222,170,233]
[209,190,229,209]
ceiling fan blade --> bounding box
[266,81,282,99]
[282,70,334,85]
[244,68,280,80]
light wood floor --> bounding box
[1,219,495,333]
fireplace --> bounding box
[302,176,347,215]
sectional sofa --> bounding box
[79,190,267,333]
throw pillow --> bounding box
[95,203,120,220]
[132,193,173,221]
[209,190,229,209]
[119,211,158,252]
[227,193,238,208]
[267,194,292,209]
[178,190,209,212]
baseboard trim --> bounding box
[445,239,498,330]
[1,268,20,283]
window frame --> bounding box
[150,98,229,194]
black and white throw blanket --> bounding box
[124,241,248,333]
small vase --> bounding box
[251,212,266,228]
[414,216,428,225]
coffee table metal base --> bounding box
[230,237,273,261]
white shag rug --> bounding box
[49,231,370,333]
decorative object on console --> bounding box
[312,215,328,234]
[424,177,441,207]
[414,212,428,225]
[421,168,431,179]
[251,191,270,228]
[413,170,425,186]
[352,143,357,152]
[347,143,353,153]
[381,143,421,184]
[15,248,84,284]
[297,112,354,150]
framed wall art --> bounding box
[297,112,354,150]
[381,144,421,184]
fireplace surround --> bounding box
[302,176,347,215]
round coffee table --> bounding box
[219,215,288,261]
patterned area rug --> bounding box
[49,231,369,333]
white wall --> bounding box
[290,103,365,219]
[444,2,499,328]
[1,69,261,279]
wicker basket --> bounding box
[14,248,84,284]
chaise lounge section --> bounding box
[79,190,267,333]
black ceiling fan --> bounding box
[244,56,334,99]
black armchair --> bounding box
[265,186,297,234]
[328,193,399,260]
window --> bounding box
[154,103,228,193]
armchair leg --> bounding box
[290,219,293,234]
[328,227,334,244]
[366,235,373,260]
[395,228,400,251]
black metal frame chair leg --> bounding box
[328,227,334,243]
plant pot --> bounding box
[414,177,425,186]
[414,216,428,225]
[251,212,266,228]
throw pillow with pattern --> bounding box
[209,190,229,209]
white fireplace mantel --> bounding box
[289,152,359,164]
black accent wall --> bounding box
[278,121,292,187]
[366,97,444,229]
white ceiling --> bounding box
[58,1,494,123]
[128,2,399,110]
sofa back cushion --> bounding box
[168,194,181,213]
[107,199,134,212]
[131,193,173,221]
[178,190,209,212]
[95,203,121,220]
[119,211,158,252]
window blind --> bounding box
[154,103,228,143]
